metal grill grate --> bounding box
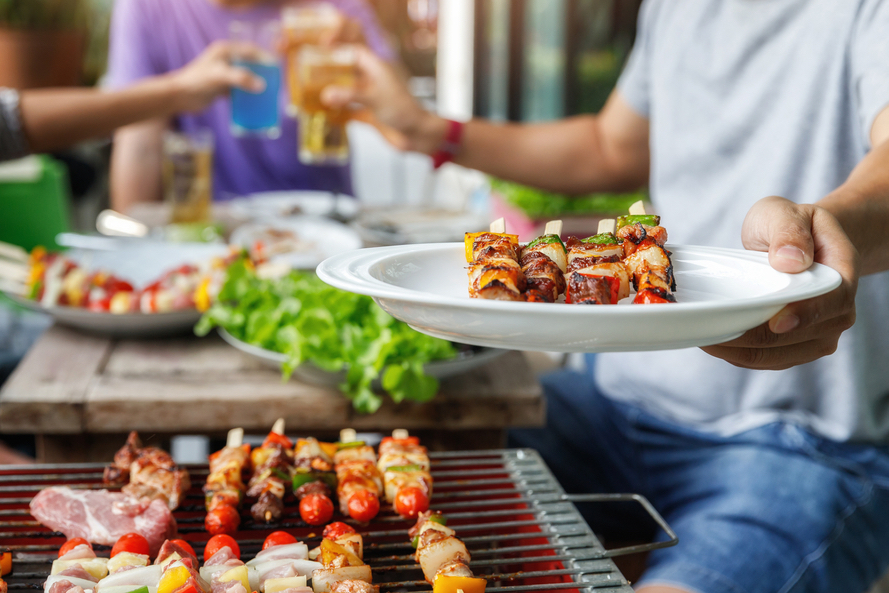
[0,448,677,593]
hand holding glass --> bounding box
[297,45,357,165]
[282,4,340,115]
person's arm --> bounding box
[328,47,651,194]
[700,110,889,370]
[110,118,167,212]
[18,41,263,155]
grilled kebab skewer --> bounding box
[205,428,251,535]
[377,429,433,519]
[333,429,383,523]
[519,220,568,302]
[465,218,526,301]
[104,432,191,511]
[410,512,486,593]
[248,418,295,524]
[293,438,337,526]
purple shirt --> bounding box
[106,0,395,200]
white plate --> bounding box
[316,243,843,353]
[218,327,508,385]
[7,294,201,338]
[226,191,360,222]
[230,216,362,270]
[4,241,229,338]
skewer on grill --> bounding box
[248,419,294,524]
[409,512,485,593]
[293,438,337,526]
[103,432,190,511]
[312,523,373,593]
[377,430,432,519]
[205,428,251,535]
[333,429,383,523]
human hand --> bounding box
[167,41,266,113]
[320,46,445,153]
[700,196,859,370]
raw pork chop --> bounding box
[29,487,176,555]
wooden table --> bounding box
[0,325,545,462]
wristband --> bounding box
[431,119,464,169]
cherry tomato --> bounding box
[262,432,292,449]
[58,538,91,557]
[394,486,429,519]
[204,534,240,560]
[633,289,672,304]
[170,539,196,558]
[205,505,240,536]
[299,493,334,526]
[262,531,297,550]
[111,533,150,558]
[347,490,380,523]
[322,522,356,541]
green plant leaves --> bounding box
[197,257,456,414]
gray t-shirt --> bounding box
[596,0,889,442]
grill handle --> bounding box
[560,493,679,558]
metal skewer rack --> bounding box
[0,448,677,593]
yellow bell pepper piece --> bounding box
[464,232,519,263]
[157,564,191,593]
[320,538,363,567]
[433,575,486,593]
[195,277,212,312]
[219,565,250,592]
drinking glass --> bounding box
[163,130,214,224]
[229,20,282,138]
[282,4,340,116]
[296,45,357,165]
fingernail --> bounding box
[776,246,807,264]
[773,314,800,334]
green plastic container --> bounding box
[0,155,71,251]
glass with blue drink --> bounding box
[229,20,282,138]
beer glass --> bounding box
[297,45,357,165]
[229,20,282,138]
[163,130,214,224]
[282,4,339,116]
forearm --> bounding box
[18,76,185,153]
[404,94,650,195]
[110,120,166,212]
[818,139,889,275]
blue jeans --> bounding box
[509,365,889,593]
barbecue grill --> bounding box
[0,448,677,592]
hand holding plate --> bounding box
[700,196,859,370]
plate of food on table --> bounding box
[316,202,842,353]
[18,424,488,593]
[196,253,506,415]
[0,241,235,338]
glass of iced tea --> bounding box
[297,45,357,165]
[163,130,214,224]
[281,4,340,116]
[229,20,282,138]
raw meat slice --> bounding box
[29,487,176,555]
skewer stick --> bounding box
[271,418,285,435]
[340,428,358,443]
[0,241,28,264]
[226,427,244,448]
[543,220,563,236]
[0,278,26,296]
[489,218,506,233]
[597,219,616,235]
[0,260,28,283]
[628,200,647,215]
[392,429,409,440]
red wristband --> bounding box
[431,119,464,169]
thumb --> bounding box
[742,196,815,274]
